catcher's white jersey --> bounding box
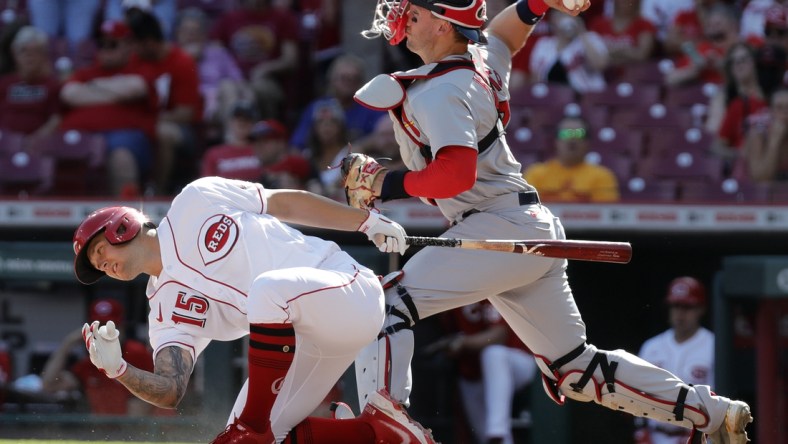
[389,36,531,222]
[639,328,715,442]
[145,177,348,361]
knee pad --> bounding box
[536,346,710,430]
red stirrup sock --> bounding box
[282,417,375,444]
[238,323,296,432]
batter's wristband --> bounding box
[380,169,411,201]
[516,0,548,25]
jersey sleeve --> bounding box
[174,176,269,215]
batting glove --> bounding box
[357,210,409,255]
[82,320,127,379]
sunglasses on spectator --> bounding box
[557,128,587,140]
[98,40,120,50]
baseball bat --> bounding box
[404,236,632,264]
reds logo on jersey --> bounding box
[198,214,239,265]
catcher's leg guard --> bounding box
[355,272,418,410]
[536,344,711,431]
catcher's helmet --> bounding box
[665,277,707,307]
[73,206,148,285]
[362,0,487,45]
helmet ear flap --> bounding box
[104,210,144,245]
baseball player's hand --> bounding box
[543,0,591,15]
[357,210,408,255]
[82,320,127,379]
[341,153,387,209]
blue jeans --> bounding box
[101,129,153,176]
[27,0,101,45]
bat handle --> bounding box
[405,236,461,248]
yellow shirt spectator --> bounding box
[523,116,620,203]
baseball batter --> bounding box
[344,1,753,442]
[73,176,437,444]
[637,277,715,444]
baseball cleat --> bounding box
[707,400,753,444]
[330,401,356,419]
[360,389,437,444]
[210,418,273,444]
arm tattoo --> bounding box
[118,346,193,409]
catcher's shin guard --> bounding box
[537,345,710,431]
[355,272,417,409]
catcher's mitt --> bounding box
[341,153,388,209]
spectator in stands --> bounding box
[711,43,786,175]
[664,4,742,87]
[529,12,610,94]
[26,0,101,54]
[706,42,764,136]
[740,0,786,41]
[423,301,537,444]
[105,0,177,40]
[304,99,350,200]
[200,100,262,182]
[640,0,694,46]
[290,54,384,151]
[663,0,721,56]
[743,87,788,182]
[589,0,658,80]
[40,298,158,416]
[126,8,201,195]
[523,116,620,202]
[0,26,62,142]
[59,19,158,197]
[635,277,714,444]
[174,7,254,127]
[763,4,788,61]
[352,115,406,172]
[210,0,300,120]
[250,119,320,191]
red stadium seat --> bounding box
[636,151,725,183]
[509,82,577,108]
[678,178,772,204]
[0,129,25,155]
[28,130,107,196]
[506,126,550,159]
[648,127,714,158]
[0,151,54,197]
[581,82,662,112]
[619,177,678,202]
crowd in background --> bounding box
[0,0,784,203]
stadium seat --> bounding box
[636,151,725,183]
[619,177,678,202]
[29,130,107,196]
[506,126,550,159]
[648,127,714,158]
[581,82,661,113]
[585,149,634,183]
[509,82,577,108]
[0,151,54,197]
[616,59,672,86]
[0,129,25,155]
[678,178,772,204]
[664,82,718,109]
[588,126,645,158]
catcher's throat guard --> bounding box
[362,0,410,45]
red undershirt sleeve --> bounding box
[403,146,478,199]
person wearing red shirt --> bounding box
[126,7,202,195]
[59,20,158,197]
[210,0,300,119]
[0,26,62,141]
[200,101,263,182]
[663,0,721,56]
[40,299,160,416]
[251,118,319,191]
[589,0,657,80]
[664,4,743,87]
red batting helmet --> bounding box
[665,277,707,307]
[73,206,148,285]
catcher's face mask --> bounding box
[362,0,411,46]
